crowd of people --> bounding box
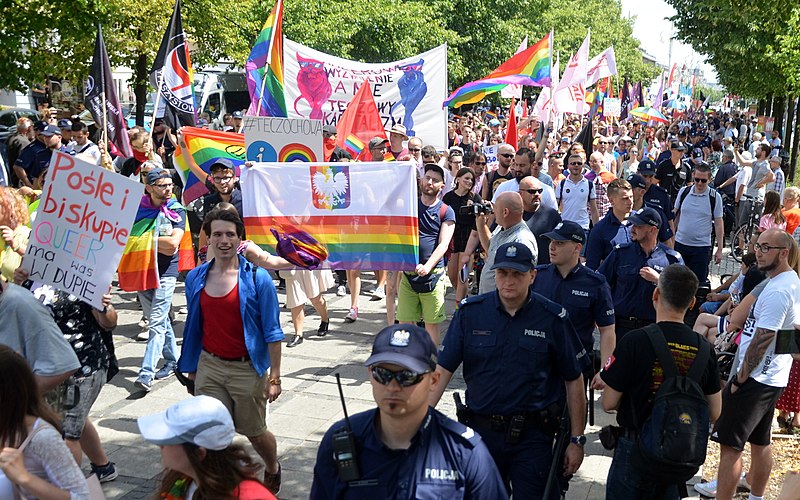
[1,102,799,499]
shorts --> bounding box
[711,377,784,451]
[45,369,107,440]
[396,269,447,325]
[196,350,269,437]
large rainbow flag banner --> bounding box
[444,31,552,108]
[246,0,287,117]
[241,162,419,270]
[173,126,246,204]
[117,197,195,292]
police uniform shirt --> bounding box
[585,210,626,270]
[531,263,614,353]
[642,184,674,222]
[310,407,507,499]
[14,140,47,180]
[600,321,720,430]
[655,158,692,201]
[439,291,585,415]
[598,242,683,321]
[522,206,562,265]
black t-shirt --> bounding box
[601,321,720,430]
[655,158,692,201]
[523,207,562,265]
[741,266,767,297]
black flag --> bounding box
[620,76,630,121]
[150,0,197,129]
[84,25,132,158]
[574,117,594,158]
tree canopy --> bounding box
[0,0,657,103]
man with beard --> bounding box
[519,176,561,265]
[15,124,65,188]
[482,143,514,201]
[493,147,557,210]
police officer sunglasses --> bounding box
[370,366,429,387]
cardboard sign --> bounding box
[603,97,621,118]
[482,145,499,171]
[241,116,324,163]
[23,152,141,308]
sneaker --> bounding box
[134,374,153,392]
[286,334,304,348]
[90,462,118,483]
[371,287,385,301]
[344,307,358,323]
[136,328,150,341]
[137,316,148,328]
[154,362,177,380]
[738,472,751,490]
[336,285,347,297]
[694,479,717,497]
[264,462,281,494]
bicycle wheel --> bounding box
[729,224,749,263]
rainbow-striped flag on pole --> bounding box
[246,0,286,117]
[241,162,419,270]
[173,126,246,204]
[444,31,552,108]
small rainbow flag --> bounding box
[344,134,365,158]
[246,0,286,117]
[173,126,246,204]
[445,32,552,108]
[117,196,195,292]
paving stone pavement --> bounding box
[89,253,743,499]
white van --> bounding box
[195,71,250,129]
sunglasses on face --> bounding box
[474,161,487,166]
[409,148,422,152]
[693,177,709,183]
[370,366,429,387]
[500,153,514,158]
[523,188,543,194]
[568,161,583,166]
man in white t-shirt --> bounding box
[712,228,800,500]
[65,122,101,165]
[556,153,599,237]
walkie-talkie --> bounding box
[332,373,360,482]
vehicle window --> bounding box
[203,93,221,119]
[0,113,16,127]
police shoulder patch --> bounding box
[437,414,479,448]
[461,294,487,307]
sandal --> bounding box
[264,462,281,494]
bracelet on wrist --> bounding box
[269,378,281,386]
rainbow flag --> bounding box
[444,32,552,108]
[246,0,286,116]
[344,134,365,158]
[241,163,419,270]
[173,126,246,204]
[117,196,195,292]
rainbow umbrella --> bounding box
[630,106,669,123]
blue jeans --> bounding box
[674,242,711,286]
[606,436,680,500]
[138,276,178,377]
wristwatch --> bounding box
[570,435,587,447]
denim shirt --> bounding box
[178,255,284,376]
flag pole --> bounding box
[256,0,282,117]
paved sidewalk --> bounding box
[89,252,746,499]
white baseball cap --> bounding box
[137,396,235,450]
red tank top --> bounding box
[201,283,247,358]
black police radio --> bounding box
[332,373,361,482]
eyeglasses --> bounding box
[568,161,583,166]
[474,161,487,166]
[523,188,543,194]
[409,148,422,152]
[599,141,611,145]
[693,177,709,183]
[753,243,786,253]
[500,153,514,158]
[212,176,234,183]
[151,183,174,190]
[370,366,429,387]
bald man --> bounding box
[519,176,562,265]
[475,191,538,294]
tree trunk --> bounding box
[774,95,786,134]
[134,50,148,127]
[791,97,800,183]
[757,99,766,116]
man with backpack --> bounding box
[396,164,455,345]
[601,264,722,498]
[556,153,599,244]
[673,162,724,286]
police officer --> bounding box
[637,159,675,235]
[12,120,48,188]
[598,207,683,340]
[429,242,587,498]
[532,221,615,389]
[311,324,506,499]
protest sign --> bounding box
[241,162,419,271]
[241,116,324,163]
[603,97,621,118]
[283,39,448,150]
[482,145,499,170]
[23,152,140,308]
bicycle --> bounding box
[729,198,762,263]
[718,192,737,245]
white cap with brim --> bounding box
[137,395,235,451]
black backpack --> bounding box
[632,324,711,486]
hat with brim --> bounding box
[424,163,445,180]
[490,242,536,273]
[137,396,235,451]
[386,123,408,140]
[542,221,585,245]
[364,324,437,373]
[628,207,661,227]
